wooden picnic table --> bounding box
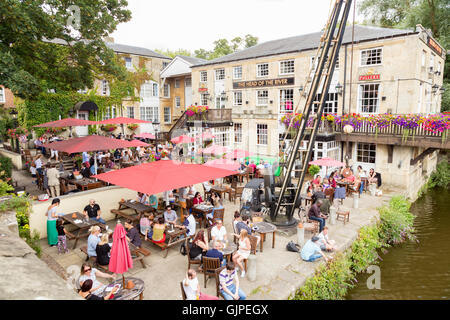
[61,212,105,249]
[145,225,187,258]
[60,176,102,191]
[112,200,154,223]
[102,277,145,300]
[191,204,214,228]
[210,185,229,199]
[253,221,277,253]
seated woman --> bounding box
[329,171,338,188]
[322,178,331,191]
[79,279,117,300]
[95,234,111,266]
[190,230,208,263]
[312,175,322,186]
[232,229,251,278]
[151,217,166,244]
[137,192,147,204]
[78,263,115,296]
[206,193,224,224]
[368,168,378,185]
[140,212,154,241]
[349,175,361,193]
[193,192,203,205]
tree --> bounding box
[193,34,259,60]
[155,48,193,59]
[244,34,259,48]
[0,0,132,99]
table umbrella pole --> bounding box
[94,152,98,177]
[122,274,125,288]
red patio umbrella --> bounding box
[199,144,229,155]
[93,160,236,195]
[225,148,253,159]
[109,223,133,287]
[97,117,152,125]
[195,132,216,140]
[34,118,98,128]
[134,132,156,139]
[309,157,345,176]
[171,135,195,144]
[204,159,240,171]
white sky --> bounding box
[111,0,360,52]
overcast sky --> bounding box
[111,0,360,53]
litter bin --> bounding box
[247,254,257,282]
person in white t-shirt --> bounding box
[211,219,227,243]
[183,269,218,300]
[317,226,337,252]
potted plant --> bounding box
[100,124,118,132]
[127,123,139,131]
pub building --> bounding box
[191,24,446,200]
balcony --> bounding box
[186,108,233,128]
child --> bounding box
[56,218,69,254]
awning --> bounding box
[74,101,98,112]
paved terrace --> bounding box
[16,170,402,300]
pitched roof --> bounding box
[177,55,208,65]
[105,42,171,60]
[192,25,416,67]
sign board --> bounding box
[427,36,443,56]
[359,74,380,81]
[233,77,294,89]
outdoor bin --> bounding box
[297,223,305,246]
[329,206,337,225]
[352,192,359,209]
[247,254,257,282]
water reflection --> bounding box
[347,188,450,300]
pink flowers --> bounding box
[186,105,209,117]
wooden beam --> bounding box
[410,148,437,166]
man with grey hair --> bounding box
[83,199,106,224]
[308,199,327,232]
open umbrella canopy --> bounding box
[93,160,236,195]
[204,159,240,171]
[225,149,253,159]
[34,118,97,128]
[134,132,156,139]
[42,135,149,154]
[195,132,216,140]
[109,223,133,274]
[171,135,195,144]
[309,157,345,167]
[199,144,229,155]
[97,117,152,125]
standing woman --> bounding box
[232,229,251,278]
[46,198,60,247]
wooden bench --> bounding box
[110,209,139,223]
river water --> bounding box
[347,188,450,300]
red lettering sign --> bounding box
[359,74,380,81]
[428,37,442,56]
[198,88,208,92]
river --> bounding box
[347,187,450,300]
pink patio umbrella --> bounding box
[225,148,253,160]
[199,144,229,155]
[195,132,216,141]
[204,159,241,171]
[134,132,156,139]
[171,135,195,144]
[34,118,98,137]
[309,157,345,176]
[109,223,133,287]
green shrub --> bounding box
[350,225,383,273]
[308,165,320,176]
[428,161,450,189]
[0,156,13,178]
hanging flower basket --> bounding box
[100,124,118,132]
[45,127,66,135]
[186,105,209,118]
[127,124,139,131]
[7,127,29,139]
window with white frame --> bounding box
[360,48,382,66]
[430,54,435,70]
[358,83,380,113]
[312,93,338,114]
[257,124,268,145]
[310,57,318,72]
[215,96,226,109]
[125,57,132,69]
[233,66,242,79]
[257,63,269,77]
[280,60,294,75]
[422,50,427,67]
[200,71,207,82]
[0,87,5,103]
[163,83,170,98]
[164,107,171,123]
[215,69,225,81]
[233,91,243,106]
[152,83,158,97]
[312,141,340,162]
[335,57,340,69]
[127,106,135,119]
[279,89,294,113]
[213,127,230,147]
[185,77,191,87]
[256,90,269,106]
[356,143,376,164]
[102,80,110,96]
[234,123,242,143]
[103,106,116,120]
[438,62,442,74]
[162,61,169,70]
[174,79,180,88]
[140,106,159,122]
[175,96,181,108]
[201,93,208,105]
[140,83,152,99]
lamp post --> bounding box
[153,121,160,158]
[9,109,20,154]
[343,124,354,166]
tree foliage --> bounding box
[194,34,259,60]
[154,48,193,59]
[0,0,132,99]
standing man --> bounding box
[47,163,61,198]
[83,199,106,224]
[308,199,327,233]
[178,186,188,223]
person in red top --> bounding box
[312,175,322,186]
[248,161,257,173]
[329,171,337,188]
[344,170,355,183]
[193,192,203,205]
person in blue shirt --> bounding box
[300,236,329,262]
[206,241,226,266]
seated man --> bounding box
[300,236,329,262]
[211,219,228,244]
[235,215,260,244]
[163,204,178,226]
[205,241,225,267]
[307,199,327,233]
[83,199,106,224]
[124,220,142,249]
[80,162,91,178]
[219,262,246,300]
[317,226,336,252]
[179,210,196,239]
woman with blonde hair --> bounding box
[95,233,111,266]
[78,263,115,295]
[232,229,251,278]
[87,225,101,258]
